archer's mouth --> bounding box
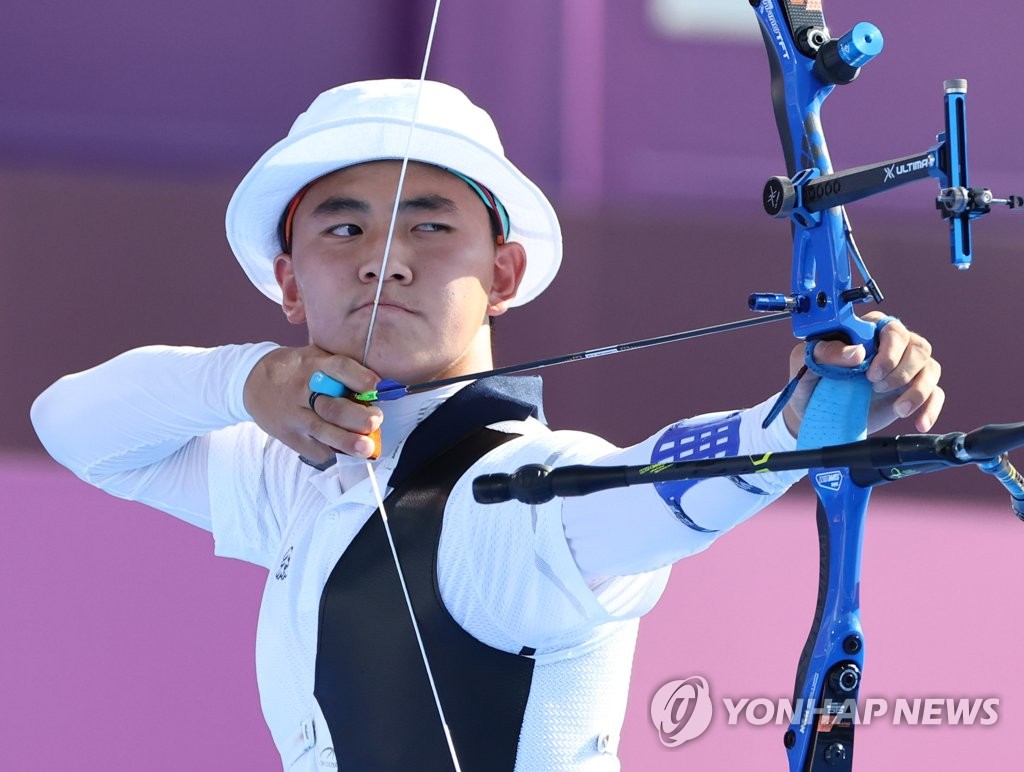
[354,301,414,315]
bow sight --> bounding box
[750,6,1021,328]
[756,76,1021,282]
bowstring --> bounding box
[357,2,462,770]
[361,4,441,365]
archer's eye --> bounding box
[328,224,362,237]
[413,222,451,233]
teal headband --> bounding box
[446,169,511,241]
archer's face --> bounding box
[274,161,525,384]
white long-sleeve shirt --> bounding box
[31,344,803,770]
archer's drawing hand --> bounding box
[243,345,383,463]
[783,312,944,438]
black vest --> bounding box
[314,376,545,771]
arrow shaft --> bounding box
[367,312,791,400]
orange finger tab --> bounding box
[366,427,382,460]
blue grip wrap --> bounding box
[796,376,872,450]
[797,316,900,449]
[798,337,872,448]
[309,370,349,398]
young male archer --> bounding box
[32,79,942,771]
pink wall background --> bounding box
[3,0,1022,769]
[4,455,1021,770]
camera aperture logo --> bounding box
[650,676,714,747]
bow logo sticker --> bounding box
[815,470,845,491]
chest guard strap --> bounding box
[316,377,542,771]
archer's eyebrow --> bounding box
[310,197,371,217]
[310,194,460,218]
[398,194,459,214]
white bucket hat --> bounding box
[226,79,562,307]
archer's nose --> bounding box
[359,247,412,284]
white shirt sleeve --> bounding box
[30,342,279,531]
[440,424,656,654]
[560,395,804,581]
[438,398,802,651]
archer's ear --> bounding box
[274,253,307,325]
[487,241,527,317]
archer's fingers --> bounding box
[307,395,382,459]
[312,356,381,398]
[809,340,868,368]
[311,394,382,433]
[880,383,946,433]
[304,409,378,459]
[867,361,943,433]
[914,385,945,432]
[867,319,930,387]
[279,423,337,467]
[889,358,943,420]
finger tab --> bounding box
[367,427,382,460]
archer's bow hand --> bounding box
[244,345,383,465]
[783,312,944,437]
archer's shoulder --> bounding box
[478,417,618,469]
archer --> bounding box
[30,79,940,771]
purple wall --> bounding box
[5,2,1019,197]
[4,0,1021,469]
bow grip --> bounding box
[797,315,899,446]
[797,343,872,450]
[796,373,872,450]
